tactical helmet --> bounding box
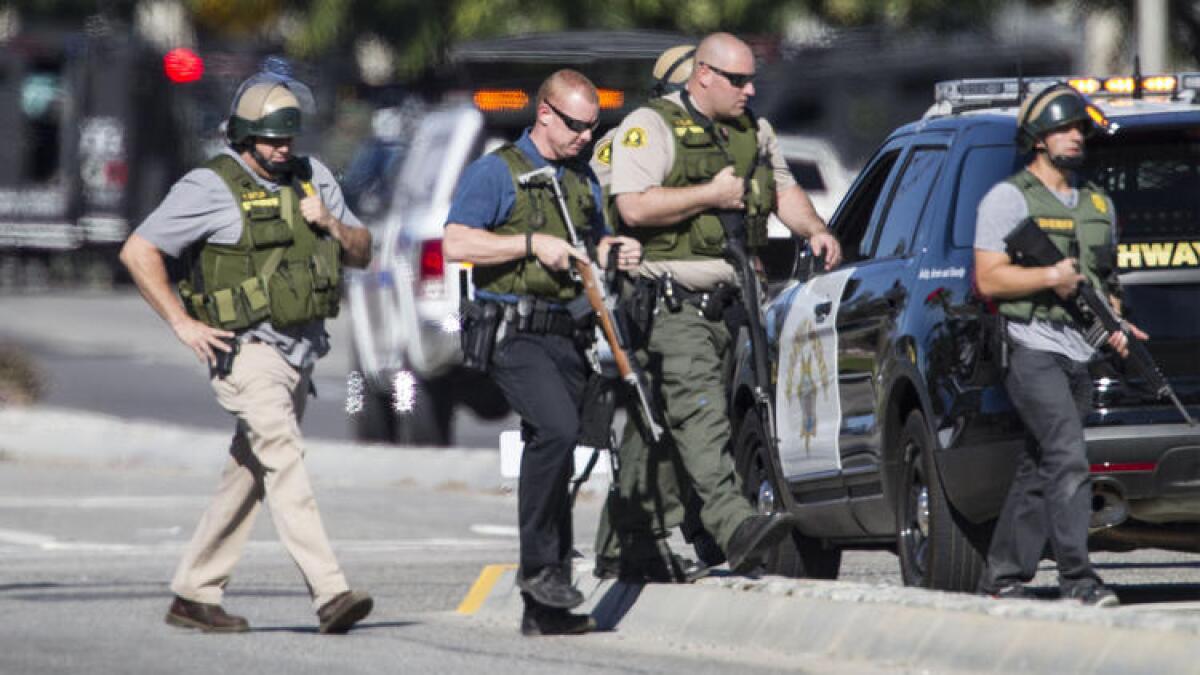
[1016,83,1102,153]
[226,72,315,145]
[651,45,696,96]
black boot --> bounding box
[520,594,596,636]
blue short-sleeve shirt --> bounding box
[445,128,608,236]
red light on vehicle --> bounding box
[419,239,444,280]
[105,160,128,187]
[1090,462,1156,473]
[163,48,204,84]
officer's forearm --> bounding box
[616,186,718,227]
[777,185,829,239]
[444,223,527,265]
[974,249,1061,299]
[331,221,371,268]
[119,234,191,329]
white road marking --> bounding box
[0,528,57,546]
[0,496,208,509]
[0,533,516,557]
[469,524,519,537]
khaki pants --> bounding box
[170,342,348,610]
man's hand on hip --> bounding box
[170,316,235,366]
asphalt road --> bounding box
[0,288,513,448]
[1,459,906,675]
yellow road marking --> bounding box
[456,563,518,615]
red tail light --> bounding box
[419,239,444,280]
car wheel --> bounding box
[895,410,986,591]
[393,374,454,447]
[734,412,841,579]
[349,356,397,443]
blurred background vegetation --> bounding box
[10,1,1200,80]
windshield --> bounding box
[1084,126,1200,366]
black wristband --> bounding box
[525,231,534,260]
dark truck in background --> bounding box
[730,74,1200,592]
[0,27,344,288]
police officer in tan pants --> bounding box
[121,70,373,634]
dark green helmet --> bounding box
[226,72,315,145]
[1016,83,1106,153]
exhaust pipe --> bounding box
[1089,482,1129,532]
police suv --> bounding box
[731,74,1200,591]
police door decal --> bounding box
[775,268,853,478]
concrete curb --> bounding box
[0,405,506,491]
[469,565,1200,674]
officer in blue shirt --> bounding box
[444,69,641,636]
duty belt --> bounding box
[498,296,576,337]
[659,274,738,320]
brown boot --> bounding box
[317,590,374,634]
[164,596,249,633]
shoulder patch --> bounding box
[1091,192,1108,214]
[622,127,647,148]
[595,139,612,166]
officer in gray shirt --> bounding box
[121,71,374,634]
[973,85,1146,607]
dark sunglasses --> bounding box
[545,100,598,134]
[701,61,755,88]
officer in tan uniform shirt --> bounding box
[601,32,842,576]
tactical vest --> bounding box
[472,144,596,302]
[998,169,1116,325]
[178,154,343,330]
[632,97,775,261]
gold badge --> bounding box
[595,140,612,166]
[622,127,646,148]
[1091,193,1108,214]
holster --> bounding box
[209,336,240,380]
[578,374,617,449]
[619,276,659,350]
[969,312,1009,386]
[460,300,502,373]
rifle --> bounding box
[1004,217,1194,425]
[516,166,665,442]
[718,210,799,514]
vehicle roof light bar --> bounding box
[933,73,1200,114]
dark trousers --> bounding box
[489,333,587,579]
[982,346,1102,593]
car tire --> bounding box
[895,409,987,591]
[734,412,841,579]
[394,375,454,447]
[353,382,398,443]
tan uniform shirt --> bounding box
[608,91,795,290]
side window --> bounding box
[830,148,901,264]
[787,159,826,191]
[951,145,1021,248]
[867,147,947,259]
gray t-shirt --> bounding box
[134,148,362,368]
[974,180,1115,363]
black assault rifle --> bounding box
[1004,217,1194,425]
[718,210,799,514]
[516,166,665,443]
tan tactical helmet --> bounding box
[652,45,696,95]
[226,72,314,145]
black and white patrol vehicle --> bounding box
[730,73,1200,591]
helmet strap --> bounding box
[1037,146,1085,171]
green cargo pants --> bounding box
[595,303,755,562]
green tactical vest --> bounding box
[631,97,775,261]
[178,154,343,330]
[472,144,597,302]
[998,169,1116,325]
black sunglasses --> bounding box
[701,61,755,88]
[545,100,598,134]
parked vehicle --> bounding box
[344,31,691,445]
[729,73,1200,591]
